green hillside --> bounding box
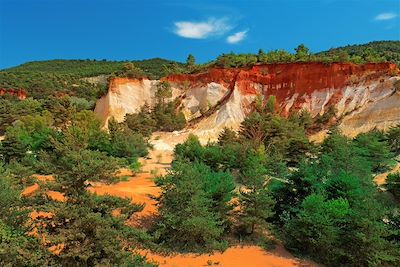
[3,58,181,79]
[0,58,182,102]
[317,40,400,66]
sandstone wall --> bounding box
[94,62,399,140]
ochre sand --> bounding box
[374,162,400,186]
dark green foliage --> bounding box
[240,111,313,165]
[53,148,119,196]
[174,134,241,172]
[0,99,153,266]
[317,41,400,66]
[238,185,275,235]
[4,58,180,79]
[0,98,43,134]
[271,129,400,267]
[124,94,186,134]
[213,41,400,68]
[314,105,337,126]
[0,220,57,267]
[124,82,186,133]
[152,100,186,132]
[120,63,145,79]
[387,124,400,154]
[153,82,186,130]
[0,71,107,103]
[353,130,393,172]
[108,121,149,161]
[294,44,311,62]
[214,52,258,68]
[173,135,277,240]
[124,104,157,137]
[265,95,276,114]
[0,165,56,266]
[218,127,238,147]
[283,194,350,264]
[186,54,197,73]
[237,148,275,235]
[155,81,172,103]
[154,161,234,251]
[259,50,294,64]
[0,58,182,103]
[386,172,400,199]
[43,97,75,128]
[0,113,56,165]
[174,134,204,162]
[67,110,110,151]
[33,197,151,267]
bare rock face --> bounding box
[94,78,158,126]
[94,62,399,141]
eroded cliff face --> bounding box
[94,62,399,141]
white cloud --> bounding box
[173,18,232,39]
[374,12,397,21]
[226,30,247,44]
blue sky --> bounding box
[0,0,399,69]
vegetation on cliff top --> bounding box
[4,58,179,79]
[0,41,398,102]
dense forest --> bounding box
[1,41,400,266]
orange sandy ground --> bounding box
[139,245,317,267]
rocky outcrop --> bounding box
[94,78,158,125]
[94,62,399,140]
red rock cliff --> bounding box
[166,62,397,114]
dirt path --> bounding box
[90,133,320,267]
[89,149,172,221]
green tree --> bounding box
[186,54,196,72]
[265,95,276,114]
[66,110,110,151]
[353,131,392,172]
[218,128,238,147]
[109,125,148,161]
[257,49,266,63]
[155,81,172,104]
[52,147,119,196]
[265,50,294,63]
[386,125,400,154]
[294,44,310,61]
[122,63,145,79]
[155,161,234,251]
[0,98,43,134]
[43,97,75,129]
[283,194,351,265]
[0,113,55,165]
[0,165,55,266]
[124,103,157,137]
[386,172,400,199]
